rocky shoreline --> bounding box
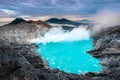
[0,19,120,80]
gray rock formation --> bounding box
[0,41,81,80]
[0,21,51,44]
[88,26,120,80]
[0,20,120,80]
[0,22,40,44]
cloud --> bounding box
[30,26,90,44]
[0,0,120,18]
[9,6,20,9]
[1,9,17,15]
[0,18,15,22]
[21,2,35,7]
[22,15,52,21]
[51,0,57,5]
[91,9,120,34]
[0,9,17,18]
[93,9,120,26]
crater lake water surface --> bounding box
[37,39,102,74]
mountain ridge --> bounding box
[45,18,81,26]
[9,18,26,25]
[8,17,52,28]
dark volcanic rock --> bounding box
[88,26,120,80]
[0,41,81,80]
[9,18,26,25]
[0,22,120,80]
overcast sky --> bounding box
[0,0,120,21]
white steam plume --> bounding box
[29,10,120,44]
[30,26,90,44]
[93,10,120,32]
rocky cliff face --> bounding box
[88,26,120,80]
[0,40,81,80]
[0,22,40,44]
[0,18,52,44]
[0,21,120,80]
[0,41,48,80]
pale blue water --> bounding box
[37,39,102,74]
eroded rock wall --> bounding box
[0,25,120,80]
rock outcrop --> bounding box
[0,19,120,80]
[9,18,26,25]
[0,22,40,44]
[0,18,52,44]
[88,26,120,80]
[0,40,81,80]
[27,20,52,28]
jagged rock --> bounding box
[0,21,120,80]
[0,41,82,80]
[0,19,53,43]
[27,20,52,28]
[88,26,120,80]
[0,22,40,44]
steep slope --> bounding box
[27,20,52,28]
[9,18,26,25]
[0,20,120,80]
[0,22,40,43]
[0,18,52,43]
[87,26,120,80]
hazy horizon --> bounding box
[0,0,120,23]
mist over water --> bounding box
[31,14,120,74]
[31,26,91,44]
[24,11,120,74]
[92,11,120,33]
[34,25,102,74]
[30,12,120,44]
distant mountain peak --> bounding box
[8,18,51,28]
[60,18,70,21]
[45,18,80,26]
[9,17,26,25]
[46,18,70,21]
[60,18,66,20]
[45,18,60,22]
[27,20,52,28]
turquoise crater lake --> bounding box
[37,39,102,74]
